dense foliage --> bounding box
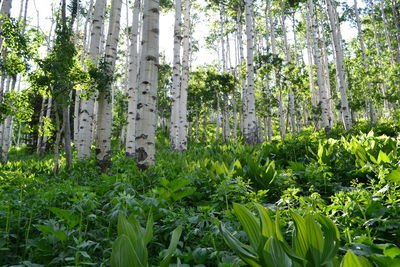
[1,122,400,266]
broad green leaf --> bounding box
[255,203,275,238]
[291,212,308,259]
[384,246,400,259]
[160,225,182,267]
[268,236,292,267]
[219,225,261,267]
[233,203,262,250]
[317,214,340,264]
[172,187,196,201]
[341,251,363,267]
[387,168,400,184]
[111,235,142,267]
[143,213,153,246]
[47,207,79,229]
[36,225,67,241]
[377,150,390,164]
[305,215,324,266]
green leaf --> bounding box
[219,225,261,267]
[341,251,364,267]
[384,246,400,259]
[255,203,275,238]
[143,213,153,246]
[47,207,79,229]
[291,212,308,259]
[317,214,340,264]
[233,203,262,251]
[268,237,292,267]
[387,168,400,184]
[305,215,324,266]
[36,225,67,241]
[111,235,143,267]
[159,225,183,267]
[377,150,390,164]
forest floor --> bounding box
[1,122,400,266]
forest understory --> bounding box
[1,122,400,266]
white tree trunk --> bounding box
[135,0,160,170]
[269,12,285,138]
[244,0,259,144]
[177,0,190,150]
[354,0,377,123]
[326,0,352,130]
[96,0,122,171]
[280,8,296,135]
[170,0,182,151]
[308,0,331,133]
[125,0,141,157]
[77,0,106,160]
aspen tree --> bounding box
[96,0,122,170]
[77,0,107,160]
[170,0,182,151]
[308,0,332,133]
[354,0,377,123]
[178,0,190,150]
[244,0,259,144]
[135,0,160,170]
[125,0,141,157]
[326,0,352,130]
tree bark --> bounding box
[95,0,122,171]
[135,0,160,170]
[178,0,190,150]
[125,0,141,157]
[244,0,259,144]
[170,0,182,151]
[326,0,352,130]
[308,0,332,133]
[77,0,107,160]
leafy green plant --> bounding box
[111,213,182,267]
[219,203,370,267]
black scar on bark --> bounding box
[136,147,148,171]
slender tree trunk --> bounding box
[177,0,190,150]
[135,0,160,170]
[326,0,352,130]
[63,100,72,169]
[125,0,141,157]
[170,0,182,151]
[54,105,63,175]
[236,9,246,137]
[36,97,46,154]
[244,0,259,144]
[305,12,318,129]
[391,0,400,62]
[354,0,377,123]
[77,0,106,160]
[280,5,296,135]
[96,0,122,171]
[40,97,52,155]
[269,12,285,138]
[308,0,331,133]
